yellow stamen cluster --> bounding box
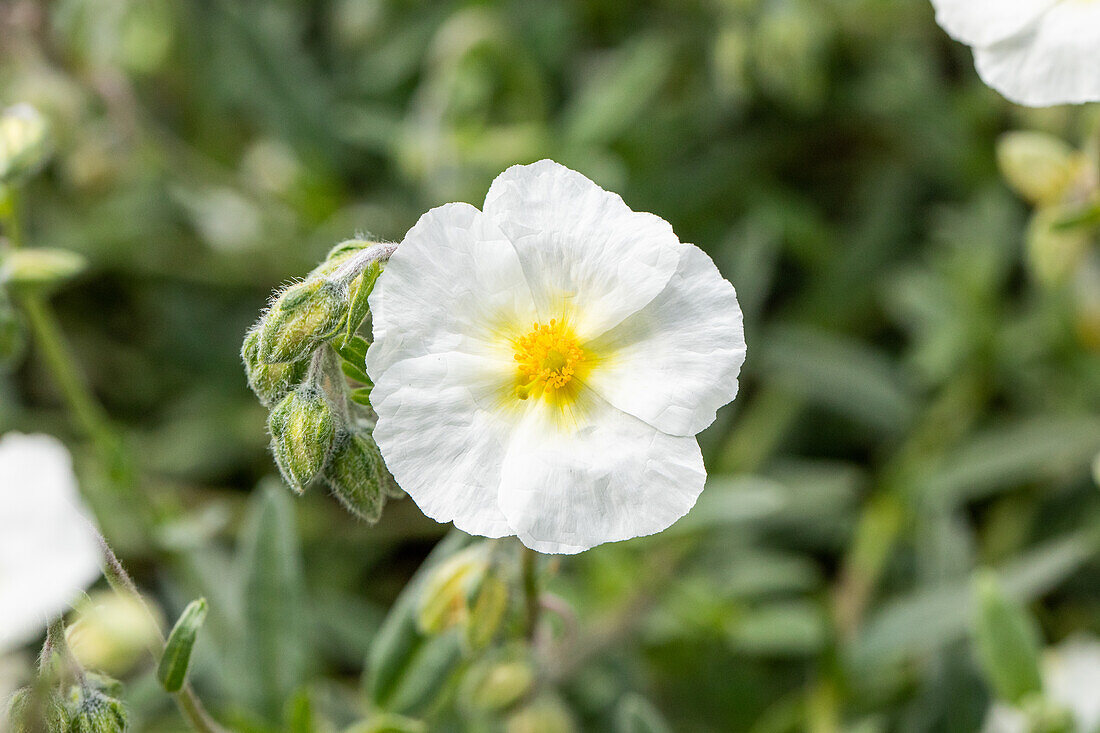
[513,319,585,399]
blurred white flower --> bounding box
[930,0,1100,107]
[0,434,101,652]
[367,160,746,554]
[982,635,1100,733]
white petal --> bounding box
[497,392,706,554]
[585,244,745,437]
[930,0,1056,47]
[0,434,101,653]
[371,351,519,538]
[973,2,1100,107]
[483,160,681,339]
[366,202,539,377]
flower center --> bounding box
[513,319,586,400]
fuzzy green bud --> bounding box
[65,683,127,733]
[1,248,86,289]
[308,238,374,279]
[325,432,386,522]
[7,687,69,733]
[996,131,1084,206]
[268,386,336,492]
[0,104,51,185]
[461,656,536,713]
[417,545,490,635]
[259,278,348,364]
[242,326,308,406]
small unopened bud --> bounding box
[65,683,127,733]
[344,713,428,733]
[1026,208,1090,285]
[996,131,1083,206]
[157,598,208,693]
[325,432,386,522]
[242,326,308,406]
[7,687,68,733]
[417,545,489,635]
[466,572,509,651]
[1,248,86,289]
[308,238,374,279]
[268,386,336,492]
[506,696,577,733]
[259,278,348,364]
[67,590,164,676]
[0,104,51,185]
[462,656,535,713]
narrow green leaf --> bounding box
[350,387,373,406]
[238,483,307,722]
[972,571,1043,704]
[342,261,381,347]
[157,598,208,693]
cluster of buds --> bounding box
[243,238,401,521]
[416,543,512,652]
[8,671,127,733]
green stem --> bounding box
[95,533,230,733]
[521,545,541,641]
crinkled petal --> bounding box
[585,244,745,437]
[973,2,1100,107]
[0,434,101,653]
[497,392,706,554]
[366,202,538,377]
[483,160,681,340]
[371,351,520,538]
[930,0,1056,47]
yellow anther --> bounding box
[513,319,586,398]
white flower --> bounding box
[981,635,1100,733]
[930,0,1100,107]
[0,433,102,652]
[366,160,746,554]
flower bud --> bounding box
[344,713,428,733]
[259,278,348,364]
[506,696,577,733]
[1,248,86,289]
[65,683,127,733]
[325,432,386,522]
[461,655,535,713]
[996,132,1083,206]
[417,545,489,635]
[1026,208,1090,285]
[7,687,68,733]
[309,238,374,279]
[268,386,337,493]
[0,104,51,185]
[67,590,165,676]
[465,571,509,651]
[157,597,208,693]
[242,326,308,407]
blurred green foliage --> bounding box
[2,0,1100,730]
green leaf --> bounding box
[157,598,208,693]
[848,530,1099,673]
[342,261,382,347]
[972,571,1043,704]
[350,387,373,406]
[237,483,307,722]
[337,335,373,384]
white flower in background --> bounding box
[982,636,1100,733]
[0,433,101,652]
[367,160,746,554]
[930,0,1100,107]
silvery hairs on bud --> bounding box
[268,382,337,493]
[324,431,387,523]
